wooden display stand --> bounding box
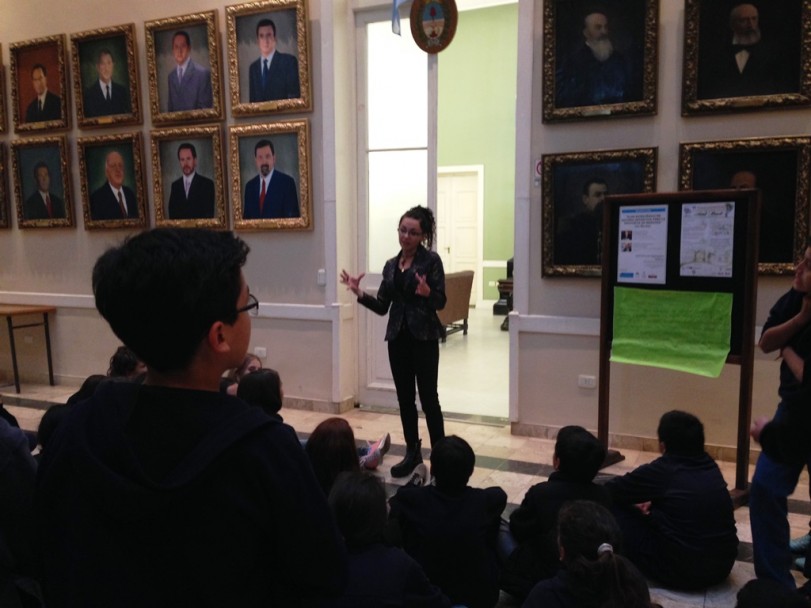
[597,189,760,506]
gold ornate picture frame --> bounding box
[0,45,7,134]
[151,125,227,228]
[70,24,142,128]
[11,135,73,229]
[145,11,225,125]
[78,131,147,230]
[10,35,70,132]
[682,0,811,115]
[0,144,9,229]
[226,0,312,116]
[679,136,811,274]
[542,147,657,277]
[542,0,658,122]
[229,119,311,231]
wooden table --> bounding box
[0,304,56,393]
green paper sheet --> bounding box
[611,287,732,378]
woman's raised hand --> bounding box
[340,269,365,296]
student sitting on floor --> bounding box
[389,434,507,608]
[36,228,347,606]
[522,500,657,608]
[237,367,284,422]
[502,425,610,600]
[604,410,738,589]
[321,471,451,608]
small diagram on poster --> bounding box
[617,205,668,284]
[680,202,734,278]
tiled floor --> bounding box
[4,381,811,607]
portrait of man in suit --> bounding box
[248,19,300,103]
[167,31,213,112]
[89,150,139,220]
[697,2,797,99]
[83,48,132,118]
[23,161,65,220]
[243,138,299,219]
[24,64,61,123]
[168,142,215,219]
[555,9,642,108]
[556,177,608,266]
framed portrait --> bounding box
[542,0,658,122]
[145,11,225,125]
[679,137,811,274]
[78,132,147,230]
[11,135,73,229]
[0,144,9,229]
[10,35,69,132]
[229,119,311,231]
[0,45,9,134]
[70,24,141,128]
[150,125,227,228]
[542,147,657,276]
[682,0,811,115]
[226,0,312,116]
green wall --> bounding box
[438,4,517,299]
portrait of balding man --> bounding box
[696,2,799,100]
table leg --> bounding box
[7,316,20,393]
[43,312,54,386]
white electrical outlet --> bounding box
[577,374,596,389]
[254,347,267,358]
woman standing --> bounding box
[341,205,447,478]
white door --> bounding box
[354,8,436,411]
[436,167,483,305]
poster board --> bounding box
[598,189,760,496]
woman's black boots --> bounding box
[391,439,423,478]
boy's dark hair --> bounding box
[237,368,282,415]
[92,228,249,373]
[555,425,606,482]
[107,346,142,377]
[657,410,705,456]
[328,471,387,550]
[430,435,475,493]
[736,578,809,608]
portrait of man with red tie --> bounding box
[242,138,299,219]
[89,149,139,221]
[23,161,65,220]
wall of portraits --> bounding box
[519,0,811,445]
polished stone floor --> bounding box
[4,380,810,607]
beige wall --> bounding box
[0,0,340,408]
[511,0,810,451]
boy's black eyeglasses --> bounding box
[237,293,259,317]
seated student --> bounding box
[237,367,284,421]
[502,425,610,599]
[65,374,107,405]
[604,410,738,589]
[388,435,507,608]
[0,415,42,607]
[107,345,146,379]
[35,403,71,463]
[523,500,656,608]
[36,228,346,607]
[306,417,362,496]
[735,578,810,608]
[220,353,261,395]
[322,471,451,608]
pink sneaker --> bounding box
[369,432,391,457]
[360,447,382,470]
